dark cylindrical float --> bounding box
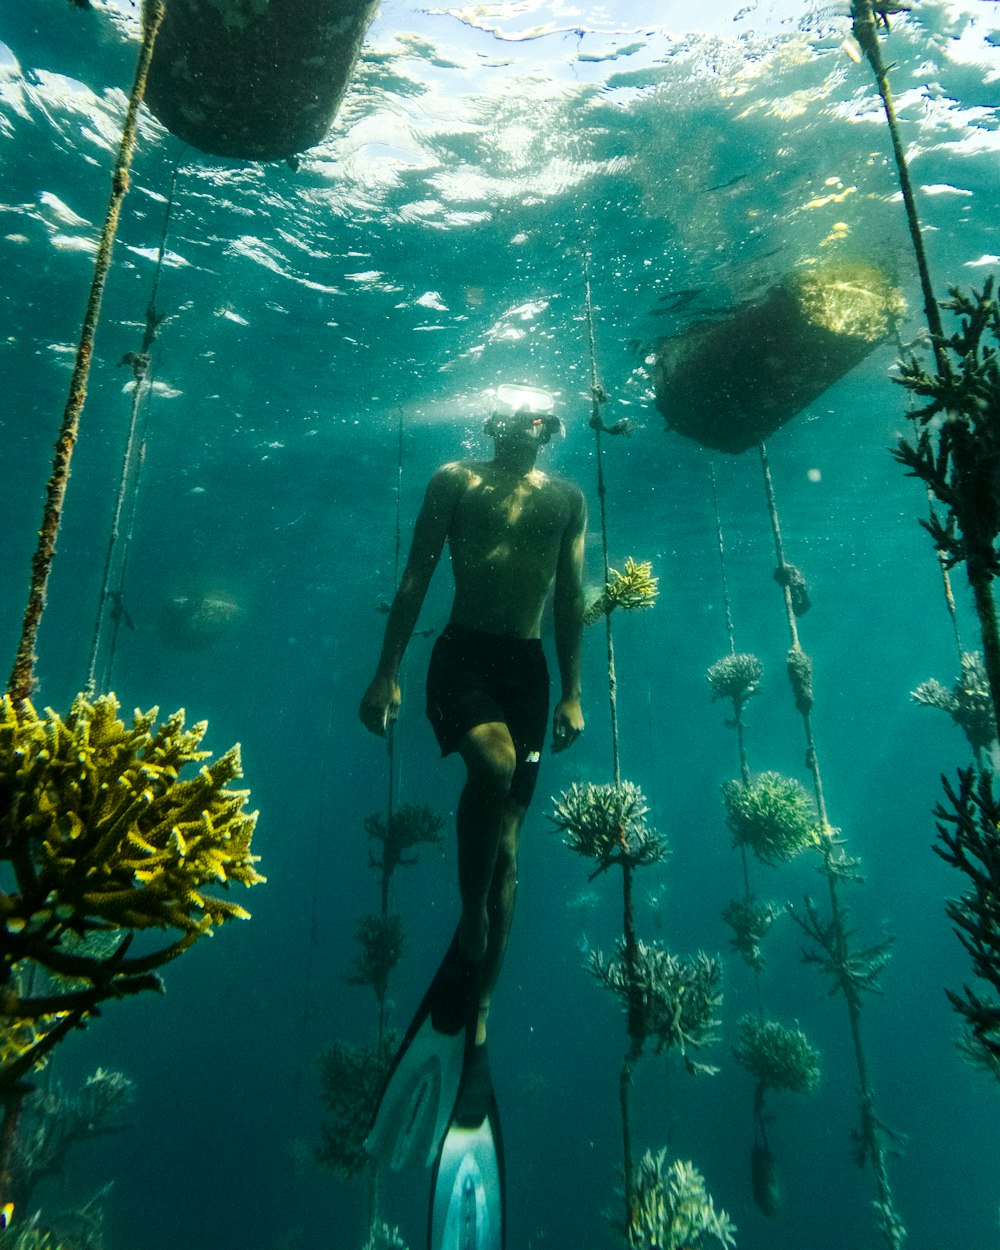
[653,261,904,454]
[145,0,381,161]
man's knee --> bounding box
[462,724,517,794]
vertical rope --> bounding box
[6,0,166,706]
[758,442,904,1250]
[582,254,621,786]
[383,406,406,881]
[286,667,338,1195]
[759,444,825,817]
[367,405,407,1235]
[87,158,182,693]
[582,252,643,1228]
[928,492,964,662]
[711,465,752,789]
[710,465,763,1024]
[710,465,736,658]
[850,0,945,365]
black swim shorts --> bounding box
[426,623,550,807]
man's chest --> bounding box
[456,482,564,550]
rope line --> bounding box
[582,253,621,786]
[6,0,166,705]
[709,465,763,1016]
[758,441,904,1250]
[87,157,182,693]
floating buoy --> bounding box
[145,0,381,161]
[654,261,904,454]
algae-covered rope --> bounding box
[928,491,964,662]
[711,463,753,788]
[758,443,823,810]
[758,441,905,1250]
[850,0,945,367]
[582,253,622,787]
[385,405,405,862]
[87,155,182,694]
[709,466,761,1026]
[711,464,737,660]
[6,1,167,706]
[582,252,643,1229]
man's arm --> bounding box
[551,483,587,752]
[359,464,463,736]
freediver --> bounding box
[359,386,586,1244]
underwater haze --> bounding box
[2,2,1000,1248]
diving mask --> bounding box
[489,383,562,439]
[495,383,555,415]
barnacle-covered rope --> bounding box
[7,1,167,706]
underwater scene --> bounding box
[2,2,1000,1248]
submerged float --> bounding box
[145,0,381,161]
[654,261,904,454]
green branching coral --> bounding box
[791,895,894,1008]
[722,771,819,865]
[317,1035,395,1179]
[365,803,444,881]
[590,940,722,1068]
[912,651,997,758]
[549,781,666,873]
[893,280,1000,577]
[706,652,763,708]
[732,1015,821,1096]
[934,767,1000,1078]
[583,557,658,625]
[0,691,262,1089]
[5,1224,55,1250]
[614,1152,736,1250]
[8,1067,134,1209]
[346,913,404,1001]
[5,1184,109,1250]
[721,896,784,971]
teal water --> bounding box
[2,2,999,1248]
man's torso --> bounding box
[444,461,575,638]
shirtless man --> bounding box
[359,398,586,1047]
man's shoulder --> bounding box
[433,459,484,478]
[544,473,586,510]
[428,460,477,490]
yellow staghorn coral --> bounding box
[583,556,659,625]
[0,690,264,1089]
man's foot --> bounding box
[429,938,482,1036]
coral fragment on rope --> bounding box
[584,557,659,625]
[0,691,262,1087]
[549,780,666,872]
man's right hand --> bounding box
[359,675,401,737]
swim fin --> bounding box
[366,937,479,1172]
[428,1042,505,1250]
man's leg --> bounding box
[475,797,527,1043]
[455,721,517,966]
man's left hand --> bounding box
[551,697,584,753]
